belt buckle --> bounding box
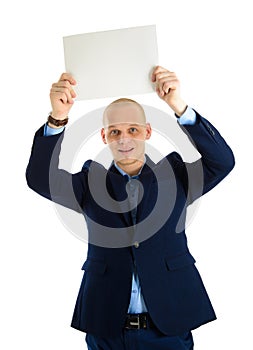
[129,315,141,329]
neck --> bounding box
[116,157,145,176]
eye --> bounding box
[129,127,138,133]
[110,129,120,136]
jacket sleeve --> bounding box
[26,125,88,213]
[171,111,235,205]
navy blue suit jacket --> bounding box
[26,112,234,337]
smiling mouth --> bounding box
[118,148,134,153]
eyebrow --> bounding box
[107,123,145,129]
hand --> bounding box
[151,66,187,116]
[50,73,77,119]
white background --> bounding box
[1,0,252,349]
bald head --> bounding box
[103,98,146,128]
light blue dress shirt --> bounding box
[44,106,196,313]
[113,161,149,313]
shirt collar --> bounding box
[113,156,146,179]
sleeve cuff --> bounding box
[43,123,65,136]
[178,106,197,125]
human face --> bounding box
[101,103,152,171]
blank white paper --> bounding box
[63,25,159,100]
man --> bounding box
[26,66,235,349]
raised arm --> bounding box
[152,66,235,203]
[26,74,87,213]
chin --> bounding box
[117,158,137,166]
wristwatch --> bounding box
[47,112,68,127]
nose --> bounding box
[117,132,131,145]
[118,137,130,145]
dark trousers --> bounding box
[86,328,194,350]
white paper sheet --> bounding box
[63,25,158,100]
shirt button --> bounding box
[134,241,139,248]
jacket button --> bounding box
[134,241,139,248]
[207,125,215,135]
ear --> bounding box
[145,123,152,140]
[101,128,107,144]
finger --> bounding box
[57,80,77,98]
[52,80,77,100]
[155,71,176,81]
[151,66,171,82]
[70,88,77,98]
[155,86,165,98]
[50,91,68,104]
[50,87,74,104]
[157,76,178,87]
[154,73,177,91]
[60,80,77,99]
[53,79,74,90]
[151,66,163,82]
[162,80,178,94]
[155,80,178,97]
[152,65,168,75]
[156,76,179,95]
[59,73,77,85]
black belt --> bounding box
[125,313,155,330]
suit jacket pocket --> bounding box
[165,252,196,271]
[81,258,107,274]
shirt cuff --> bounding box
[43,123,65,136]
[178,106,196,125]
